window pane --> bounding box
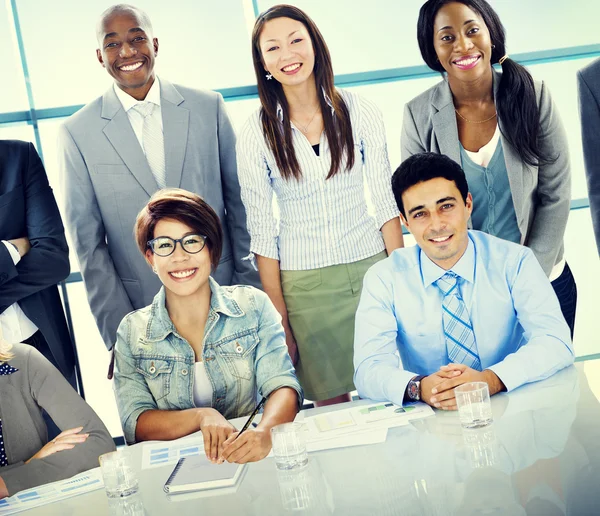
[65,283,122,437]
[38,118,80,274]
[256,0,600,74]
[0,123,34,143]
[0,3,28,112]
[15,0,255,109]
[528,58,595,200]
[256,0,424,74]
[563,208,599,358]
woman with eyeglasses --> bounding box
[113,189,302,464]
[402,0,576,336]
[237,4,403,407]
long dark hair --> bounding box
[251,4,354,180]
[417,0,554,167]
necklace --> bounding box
[455,109,497,124]
[292,106,320,134]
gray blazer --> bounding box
[58,79,260,349]
[577,57,600,255]
[0,344,115,496]
[401,70,571,276]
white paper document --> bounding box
[0,468,103,515]
[142,438,205,470]
[305,401,434,441]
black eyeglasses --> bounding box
[147,234,207,257]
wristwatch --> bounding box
[406,375,426,402]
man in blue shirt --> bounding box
[353,153,573,410]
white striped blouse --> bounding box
[236,89,399,271]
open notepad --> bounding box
[163,455,246,494]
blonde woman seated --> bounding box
[113,189,302,464]
[0,338,115,499]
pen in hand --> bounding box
[235,396,267,439]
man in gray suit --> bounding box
[58,4,260,357]
[577,57,600,255]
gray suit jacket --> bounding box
[0,344,115,496]
[577,57,600,255]
[401,70,571,276]
[58,79,260,349]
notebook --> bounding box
[163,456,246,494]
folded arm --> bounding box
[0,347,115,496]
[0,143,69,312]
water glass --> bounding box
[454,382,493,429]
[271,422,309,470]
[99,448,139,498]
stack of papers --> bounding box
[303,402,434,451]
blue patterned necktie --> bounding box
[435,272,482,371]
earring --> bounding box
[152,267,158,274]
[265,73,273,80]
[491,44,496,49]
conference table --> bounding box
[25,358,600,515]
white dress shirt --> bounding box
[0,241,38,344]
[237,88,399,271]
[113,77,163,152]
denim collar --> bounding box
[145,278,245,342]
[420,232,476,288]
[276,90,335,122]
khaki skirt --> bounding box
[281,252,386,401]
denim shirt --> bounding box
[113,278,303,444]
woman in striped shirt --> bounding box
[237,4,403,406]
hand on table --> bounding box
[198,408,236,463]
[26,426,89,463]
[221,427,272,464]
[427,364,505,411]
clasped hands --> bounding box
[198,408,272,465]
[420,363,505,411]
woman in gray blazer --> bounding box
[402,0,576,336]
[0,341,115,498]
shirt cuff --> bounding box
[250,237,280,261]
[486,362,520,393]
[375,205,401,231]
[2,241,21,266]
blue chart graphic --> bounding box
[148,443,202,467]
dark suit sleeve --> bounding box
[0,143,70,314]
[58,124,134,349]
[578,69,600,255]
[216,94,262,288]
[0,243,19,286]
[0,347,115,495]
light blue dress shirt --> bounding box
[353,231,573,406]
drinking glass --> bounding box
[455,382,493,429]
[99,448,139,499]
[271,422,309,470]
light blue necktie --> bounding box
[436,272,482,371]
